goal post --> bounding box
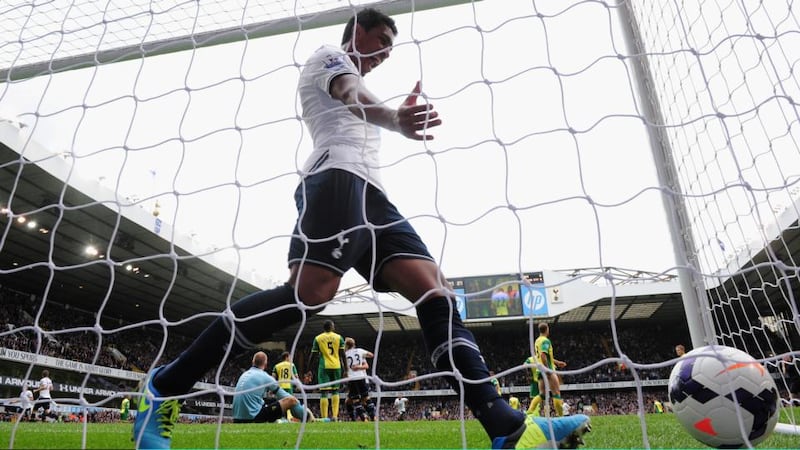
[617,0,800,435]
[0,0,480,82]
[614,0,717,351]
[1,0,800,447]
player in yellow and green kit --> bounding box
[528,322,567,416]
[120,395,130,421]
[272,351,299,394]
[273,351,299,419]
[524,355,541,416]
[309,320,346,420]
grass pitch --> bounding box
[2,410,799,449]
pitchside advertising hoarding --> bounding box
[450,272,548,321]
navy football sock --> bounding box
[416,296,524,438]
[154,283,314,395]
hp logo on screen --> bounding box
[523,287,548,315]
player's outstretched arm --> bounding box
[330,76,441,140]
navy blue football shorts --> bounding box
[287,169,433,292]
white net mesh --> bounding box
[628,0,800,378]
[1,0,799,447]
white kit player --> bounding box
[344,337,375,421]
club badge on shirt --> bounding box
[323,54,346,71]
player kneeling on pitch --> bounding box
[233,351,315,423]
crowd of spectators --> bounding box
[0,286,684,389]
[0,283,777,421]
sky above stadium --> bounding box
[0,0,679,289]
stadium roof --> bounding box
[1,118,797,345]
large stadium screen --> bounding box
[449,272,545,320]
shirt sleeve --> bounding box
[311,336,319,352]
[310,47,359,95]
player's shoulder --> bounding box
[306,45,348,69]
[252,367,269,378]
[309,44,343,59]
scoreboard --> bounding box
[448,272,548,320]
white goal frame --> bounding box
[1,0,479,81]
[2,0,799,444]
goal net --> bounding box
[623,0,800,420]
[622,0,800,436]
[0,0,799,447]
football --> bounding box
[668,345,779,448]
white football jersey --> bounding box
[298,45,384,191]
[345,347,370,379]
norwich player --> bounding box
[273,351,299,419]
[273,351,299,394]
[528,322,567,416]
[524,354,541,416]
[120,395,130,421]
[309,320,346,420]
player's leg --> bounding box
[252,399,285,423]
[319,392,330,419]
[282,386,294,420]
[530,377,549,417]
[154,249,348,396]
[149,171,368,395]
[277,396,298,420]
[345,389,356,421]
[527,381,541,416]
[318,368,332,419]
[135,275,336,447]
[380,257,525,440]
[316,369,342,421]
[551,374,563,417]
[135,172,365,448]
[43,401,52,421]
[353,395,366,421]
[358,381,375,421]
[380,256,591,448]
[349,382,365,421]
[353,187,526,440]
[363,397,376,421]
[331,396,341,420]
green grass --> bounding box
[2,410,799,449]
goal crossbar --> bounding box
[1,0,478,82]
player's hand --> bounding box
[556,361,567,368]
[397,81,442,141]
